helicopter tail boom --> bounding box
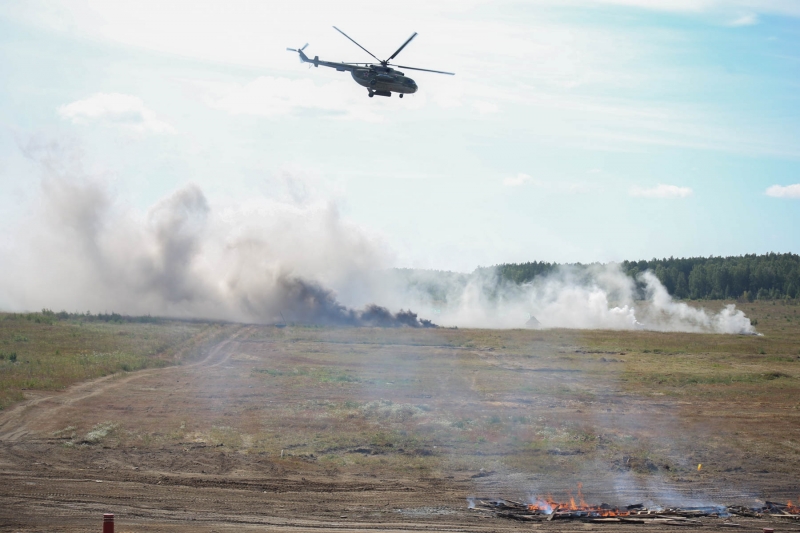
[287,44,360,72]
[298,50,319,67]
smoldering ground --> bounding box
[1,140,755,334]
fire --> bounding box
[527,483,633,518]
[788,500,799,514]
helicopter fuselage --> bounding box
[351,67,417,95]
[295,50,418,97]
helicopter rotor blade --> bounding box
[387,32,417,62]
[286,48,298,52]
[332,26,380,62]
[389,64,455,75]
[300,43,309,51]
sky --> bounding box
[0,0,798,273]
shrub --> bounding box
[83,422,117,443]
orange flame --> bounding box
[527,484,632,517]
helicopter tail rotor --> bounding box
[286,44,310,63]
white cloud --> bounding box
[584,0,800,17]
[629,184,693,198]
[765,184,800,198]
[568,182,597,194]
[504,173,532,187]
[58,93,175,134]
[503,174,597,193]
[728,13,758,26]
[472,101,499,115]
[207,76,385,123]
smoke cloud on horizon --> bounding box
[2,139,431,327]
[0,141,755,335]
[382,265,756,334]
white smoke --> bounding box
[1,140,390,323]
[637,271,755,334]
[377,265,756,334]
[1,139,757,335]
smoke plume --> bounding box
[1,139,433,327]
[0,140,755,334]
[377,264,756,334]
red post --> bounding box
[103,513,114,533]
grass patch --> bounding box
[252,366,365,384]
[628,371,793,387]
[83,421,118,444]
[0,311,235,409]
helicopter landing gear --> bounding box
[399,93,403,98]
[368,90,374,97]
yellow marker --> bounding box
[697,464,702,471]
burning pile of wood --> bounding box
[759,501,800,519]
[470,498,722,525]
[469,492,800,525]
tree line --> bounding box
[493,253,800,300]
[1,309,166,325]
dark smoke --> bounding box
[360,304,436,328]
[140,184,210,303]
[260,276,436,327]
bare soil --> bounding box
[1,311,799,532]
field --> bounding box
[0,312,236,410]
[1,300,799,532]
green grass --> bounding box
[0,311,233,409]
[253,366,365,384]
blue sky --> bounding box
[1,0,798,272]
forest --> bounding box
[493,253,800,300]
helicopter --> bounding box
[286,26,454,98]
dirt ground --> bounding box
[1,307,800,532]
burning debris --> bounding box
[468,488,800,525]
[761,501,800,519]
